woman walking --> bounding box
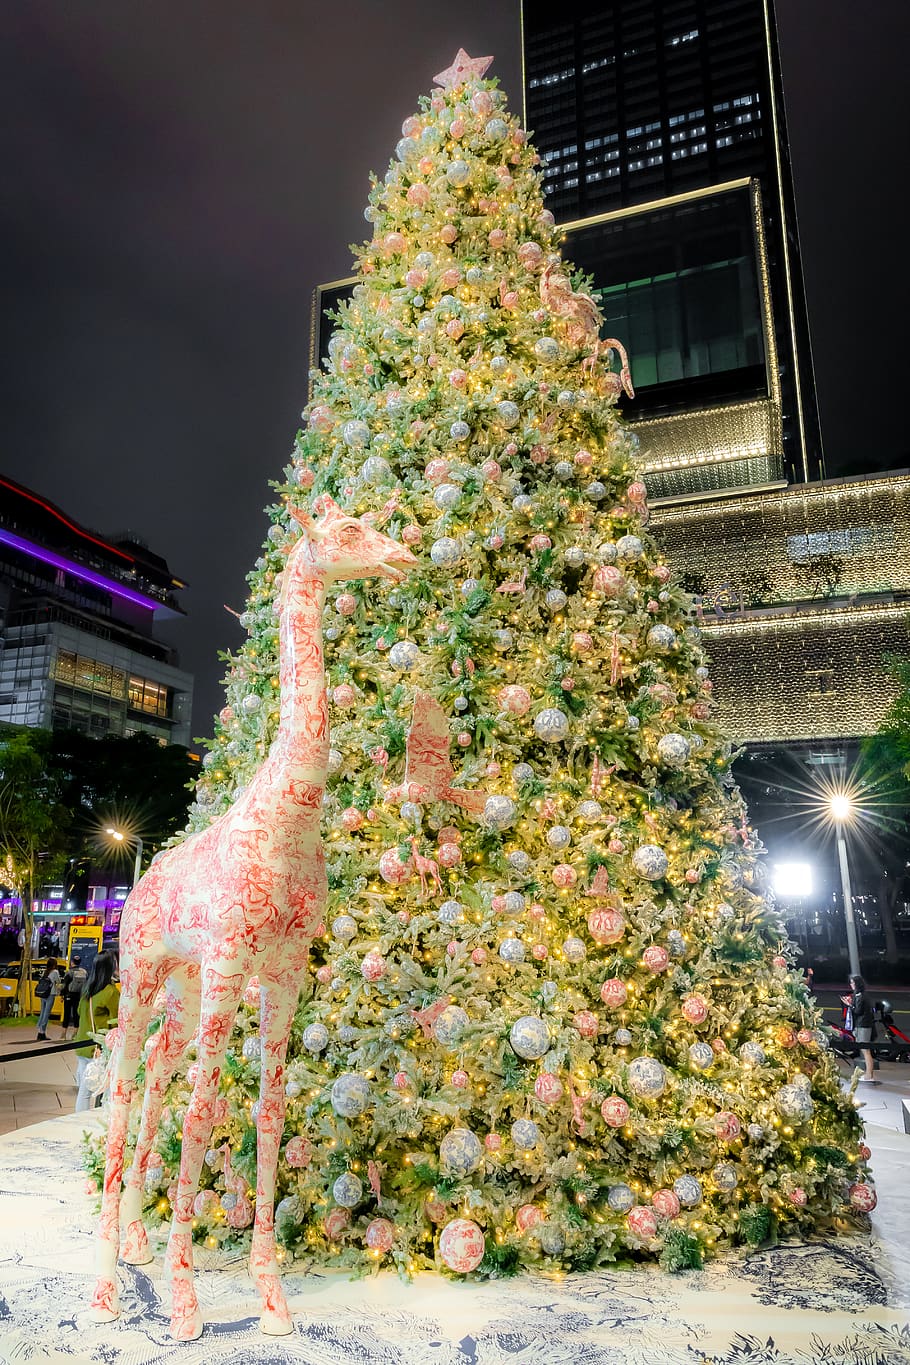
[842,973,879,1084]
[35,958,61,1041]
[74,952,120,1111]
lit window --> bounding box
[716,134,733,148]
[667,27,699,46]
[645,137,662,150]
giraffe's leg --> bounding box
[121,967,201,1266]
[165,966,244,1342]
[90,976,160,1321]
[250,977,298,1336]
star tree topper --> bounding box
[433,48,493,89]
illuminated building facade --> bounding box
[523,0,820,487]
[0,474,193,746]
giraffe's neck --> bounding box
[272,571,329,783]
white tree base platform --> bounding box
[0,1111,908,1365]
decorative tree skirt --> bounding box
[1,1113,907,1365]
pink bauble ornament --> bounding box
[491,895,506,913]
[379,847,412,886]
[486,761,501,778]
[488,228,506,249]
[341,806,364,831]
[711,1037,727,1054]
[714,1111,741,1142]
[777,1025,798,1048]
[407,182,430,207]
[643,945,670,974]
[528,902,546,921]
[481,458,501,481]
[401,524,423,545]
[532,943,548,960]
[572,631,594,653]
[484,1132,502,1151]
[439,1218,485,1273]
[227,1196,253,1229]
[449,117,466,138]
[471,89,494,114]
[324,1207,351,1239]
[361,950,387,982]
[652,1189,681,1219]
[560,677,575,692]
[601,1096,630,1127]
[588,907,626,945]
[529,533,552,551]
[457,731,472,747]
[600,978,628,1008]
[449,368,468,388]
[309,404,334,432]
[425,1196,447,1223]
[627,480,648,505]
[498,684,531,715]
[437,826,460,844]
[316,964,332,985]
[333,683,356,708]
[393,1071,410,1090]
[366,1218,395,1253]
[518,241,542,268]
[772,955,788,970]
[552,864,577,888]
[193,1189,218,1217]
[285,1136,313,1169]
[335,592,357,616]
[608,838,625,855]
[797,1028,815,1045]
[535,1072,564,1105]
[439,267,461,289]
[425,458,450,485]
[627,1206,657,1239]
[859,1143,872,1161]
[440,224,458,244]
[438,841,462,867]
[685,868,700,884]
[396,909,411,926]
[446,941,459,958]
[593,566,624,596]
[574,1010,599,1039]
[417,156,434,175]
[516,1204,544,1232]
[849,1181,877,1211]
[450,1068,469,1089]
[382,231,406,256]
[471,947,487,965]
[682,995,709,1025]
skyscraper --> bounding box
[523,0,820,487]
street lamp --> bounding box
[106,827,143,891]
[828,793,861,978]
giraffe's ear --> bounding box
[287,504,313,531]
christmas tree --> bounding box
[96,50,873,1278]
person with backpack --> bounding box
[35,958,61,1041]
[61,955,86,1041]
[841,973,879,1084]
[74,951,120,1111]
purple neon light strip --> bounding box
[0,527,171,612]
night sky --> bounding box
[2,1,907,741]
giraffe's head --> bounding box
[279,495,418,604]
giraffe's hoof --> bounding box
[89,1277,120,1322]
[170,1307,203,1341]
[260,1309,294,1337]
[121,1220,154,1266]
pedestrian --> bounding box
[60,955,86,1041]
[74,951,120,1112]
[841,973,879,1084]
[35,957,61,1040]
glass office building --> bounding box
[523,0,821,485]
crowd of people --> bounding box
[32,952,120,1111]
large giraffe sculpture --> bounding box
[89,495,417,1341]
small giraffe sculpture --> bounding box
[90,495,416,1341]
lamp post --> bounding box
[106,828,144,891]
[828,794,861,979]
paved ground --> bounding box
[0,1021,80,1133]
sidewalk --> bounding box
[0,1021,79,1133]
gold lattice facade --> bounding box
[649,473,910,742]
